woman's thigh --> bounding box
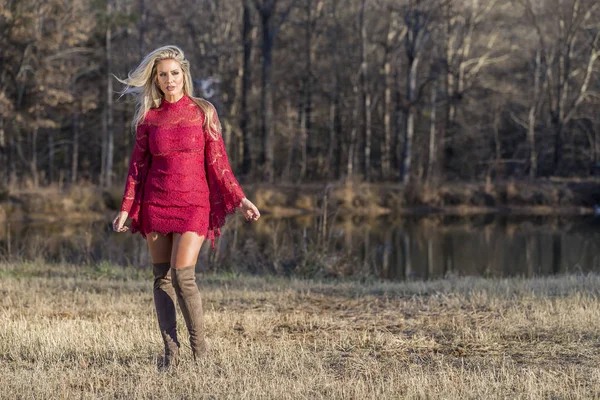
[171,232,205,268]
[146,232,173,264]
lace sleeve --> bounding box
[205,106,245,248]
[120,123,151,222]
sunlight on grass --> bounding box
[1,261,599,398]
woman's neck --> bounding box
[163,92,184,103]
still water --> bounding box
[2,213,600,280]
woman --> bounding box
[112,45,260,367]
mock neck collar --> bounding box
[161,94,188,109]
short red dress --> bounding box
[119,95,245,248]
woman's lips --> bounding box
[167,85,175,91]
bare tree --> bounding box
[347,84,360,179]
[523,0,600,173]
[101,0,115,188]
[240,0,255,176]
[427,76,438,184]
[377,9,406,180]
[298,0,324,181]
[359,0,373,181]
[440,0,503,180]
[400,0,433,184]
[253,0,298,182]
[527,48,543,178]
[326,0,343,180]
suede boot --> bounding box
[171,265,207,359]
[152,262,180,367]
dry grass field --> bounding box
[1,261,600,399]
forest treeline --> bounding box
[1,0,599,189]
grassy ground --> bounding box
[1,262,600,399]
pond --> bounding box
[2,213,600,280]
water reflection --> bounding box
[1,214,600,280]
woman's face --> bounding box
[155,59,184,99]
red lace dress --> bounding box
[119,95,245,248]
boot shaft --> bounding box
[171,265,206,359]
[153,262,180,367]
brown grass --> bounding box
[1,262,600,399]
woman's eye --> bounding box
[173,71,179,75]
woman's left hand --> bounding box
[239,198,260,222]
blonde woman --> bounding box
[112,45,260,367]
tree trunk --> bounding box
[327,100,337,179]
[263,35,274,183]
[328,0,341,180]
[259,9,275,182]
[102,0,114,188]
[48,129,55,183]
[283,99,294,181]
[360,0,371,181]
[554,11,566,173]
[402,56,420,184]
[427,79,438,184]
[101,110,107,186]
[528,48,541,179]
[30,124,39,188]
[395,59,404,175]
[442,15,453,179]
[333,88,342,180]
[346,84,360,179]
[300,0,314,181]
[493,102,502,178]
[381,16,396,180]
[8,130,17,188]
[0,117,5,187]
[255,0,298,181]
[299,95,307,181]
[106,11,114,188]
[328,73,342,180]
[241,0,254,175]
[71,110,79,184]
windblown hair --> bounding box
[116,45,220,139]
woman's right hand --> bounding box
[112,211,129,232]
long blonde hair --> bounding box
[117,45,220,139]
